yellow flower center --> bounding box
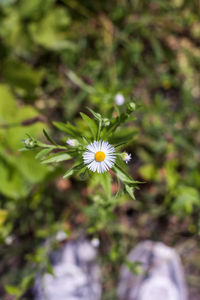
[95,151,106,162]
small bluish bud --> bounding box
[115,93,125,106]
[121,152,132,164]
[66,139,79,147]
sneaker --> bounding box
[34,238,102,300]
[117,241,188,300]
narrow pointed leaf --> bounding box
[53,121,82,138]
[35,148,53,159]
[80,112,98,138]
[63,162,85,178]
[41,153,72,164]
[87,107,102,121]
[113,161,136,185]
[125,184,135,199]
[99,172,111,198]
[43,129,57,145]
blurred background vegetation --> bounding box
[0,0,200,299]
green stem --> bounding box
[96,120,102,141]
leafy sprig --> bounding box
[22,102,139,199]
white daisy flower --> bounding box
[83,140,116,173]
[122,152,132,164]
[115,93,125,106]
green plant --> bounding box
[22,103,139,200]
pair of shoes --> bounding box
[34,239,188,300]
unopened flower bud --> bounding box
[102,118,110,127]
[127,102,136,114]
[24,137,37,149]
[121,152,132,164]
[66,139,79,147]
[115,93,125,106]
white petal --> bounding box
[104,159,112,169]
[101,141,109,151]
[87,161,97,172]
[101,161,108,172]
[94,141,101,151]
[97,163,102,173]
[87,142,95,152]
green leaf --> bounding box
[102,119,119,139]
[113,159,137,186]
[78,168,88,180]
[18,0,55,19]
[5,285,21,296]
[125,184,135,199]
[80,112,97,138]
[20,274,34,289]
[2,59,44,98]
[41,152,71,164]
[29,8,73,51]
[63,168,74,179]
[18,147,29,152]
[99,172,111,198]
[172,186,200,215]
[35,148,53,159]
[0,209,8,228]
[53,121,81,138]
[139,164,157,181]
[43,129,57,145]
[0,84,17,122]
[67,70,95,94]
[63,162,84,179]
[109,130,137,145]
[0,84,49,199]
[87,108,102,121]
[53,121,69,133]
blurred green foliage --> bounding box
[0,0,200,299]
